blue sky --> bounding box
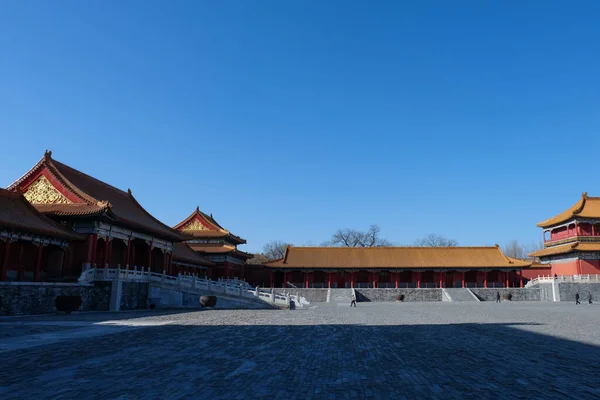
[1,1,599,253]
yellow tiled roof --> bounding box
[265,246,531,269]
[529,242,600,257]
[537,193,600,228]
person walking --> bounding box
[575,292,581,305]
[588,292,593,305]
[350,292,357,307]
[496,291,501,303]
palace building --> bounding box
[529,192,600,275]
[0,188,84,281]
[173,208,252,279]
[2,151,214,281]
[263,245,531,288]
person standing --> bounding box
[350,292,357,307]
[588,292,593,305]
[496,291,501,303]
[575,292,581,305]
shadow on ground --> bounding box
[1,318,598,399]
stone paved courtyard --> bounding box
[1,302,599,399]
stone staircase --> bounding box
[328,288,354,304]
[443,288,479,302]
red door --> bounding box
[445,272,454,288]
[337,271,346,288]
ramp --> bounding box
[444,288,479,302]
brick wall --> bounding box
[0,282,99,316]
[558,283,600,303]
[355,288,442,302]
[120,282,149,310]
[469,288,540,301]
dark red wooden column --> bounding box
[34,244,44,282]
[125,239,132,267]
[17,243,24,281]
[1,240,11,281]
[519,269,523,288]
[147,243,153,271]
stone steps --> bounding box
[444,288,479,302]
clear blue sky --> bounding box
[1,1,599,253]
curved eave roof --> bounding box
[172,242,215,267]
[174,207,247,244]
[529,242,600,258]
[8,151,189,242]
[0,189,85,241]
[265,246,532,269]
[537,193,600,228]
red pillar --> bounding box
[395,272,399,288]
[86,234,98,266]
[305,272,309,288]
[351,272,355,288]
[505,271,509,288]
[63,246,73,276]
[168,252,173,275]
[519,269,523,288]
[372,271,377,288]
[34,244,44,282]
[417,272,421,288]
[147,244,153,271]
[131,241,136,267]
[105,238,113,268]
[328,272,331,288]
[439,272,443,288]
[1,240,11,281]
[17,243,24,281]
[461,271,465,288]
[125,239,132,267]
[484,272,487,288]
[283,271,288,288]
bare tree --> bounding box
[503,240,526,259]
[503,240,544,261]
[326,225,392,247]
[262,240,291,260]
[246,253,269,265]
[413,234,459,247]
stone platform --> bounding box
[1,302,599,399]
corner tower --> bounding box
[530,192,600,275]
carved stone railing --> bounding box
[78,265,289,307]
[526,274,600,288]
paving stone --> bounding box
[0,303,599,399]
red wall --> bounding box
[521,267,551,280]
[579,259,600,274]
[550,260,579,275]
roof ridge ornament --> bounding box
[44,150,52,160]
